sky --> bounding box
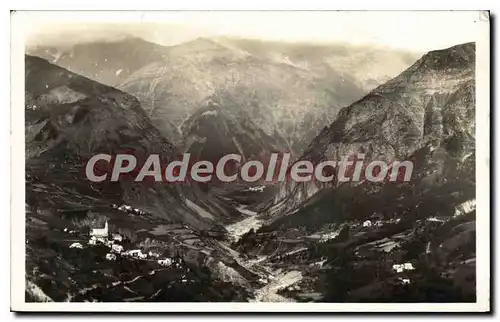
[21,11,486,52]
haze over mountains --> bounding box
[25,35,477,303]
[28,36,418,154]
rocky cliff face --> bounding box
[268,42,476,218]
[233,43,476,302]
[182,98,289,163]
[119,38,365,152]
[25,55,235,230]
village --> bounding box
[67,204,182,270]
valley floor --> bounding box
[25,182,476,303]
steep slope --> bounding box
[183,98,288,164]
[233,43,476,302]
[119,37,364,152]
[269,42,475,217]
[25,55,269,302]
[27,37,183,145]
[25,55,232,230]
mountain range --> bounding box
[28,37,418,154]
[234,42,476,302]
[24,39,477,303]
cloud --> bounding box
[23,11,482,51]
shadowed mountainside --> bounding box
[25,54,238,230]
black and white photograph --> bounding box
[9,10,490,312]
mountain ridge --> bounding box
[265,42,475,222]
[25,54,240,230]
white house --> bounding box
[158,258,172,267]
[399,278,411,284]
[454,199,476,217]
[149,251,160,258]
[392,263,415,273]
[403,263,415,270]
[69,242,83,249]
[247,186,265,192]
[112,234,123,242]
[88,236,97,245]
[111,244,124,254]
[105,253,117,261]
[90,221,108,239]
[126,249,148,259]
[363,220,372,228]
